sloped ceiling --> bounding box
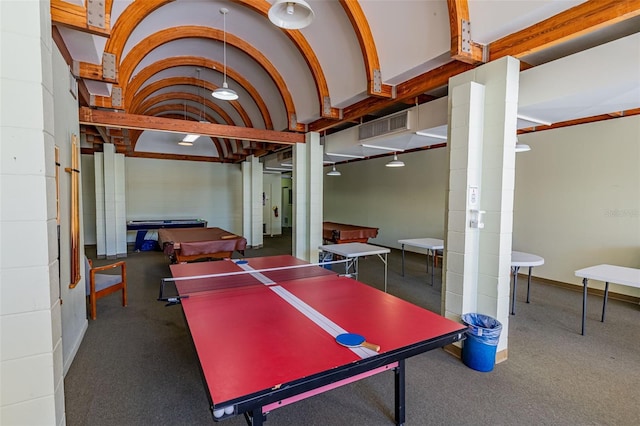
[51,0,640,164]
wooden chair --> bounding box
[84,255,127,320]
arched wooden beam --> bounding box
[447,0,484,64]
[231,0,340,118]
[114,26,302,131]
[125,56,273,130]
[338,0,393,98]
[135,92,237,129]
[127,76,253,128]
[103,0,171,64]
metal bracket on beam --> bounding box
[103,53,116,80]
[111,87,122,107]
[87,0,106,29]
[461,19,472,54]
[289,113,297,130]
[372,69,382,94]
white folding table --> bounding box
[319,242,391,292]
[510,251,545,315]
[574,264,640,335]
[398,238,444,286]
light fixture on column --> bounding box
[515,139,531,153]
[212,8,238,101]
[386,153,405,168]
[326,164,341,176]
[268,0,314,29]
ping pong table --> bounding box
[162,255,466,425]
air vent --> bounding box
[358,110,411,141]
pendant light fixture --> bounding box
[515,138,531,152]
[212,8,238,101]
[268,0,315,30]
[327,164,341,176]
[386,153,405,167]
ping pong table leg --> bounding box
[394,359,406,426]
[246,410,265,425]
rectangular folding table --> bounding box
[319,242,391,292]
[574,264,640,335]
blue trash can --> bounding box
[461,313,502,372]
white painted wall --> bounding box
[323,116,640,298]
[124,157,244,236]
[0,3,75,424]
[514,115,640,296]
[324,147,449,249]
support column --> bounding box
[292,132,322,262]
[443,56,520,361]
[242,155,263,248]
[94,144,126,258]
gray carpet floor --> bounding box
[65,231,640,425]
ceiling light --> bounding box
[212,8,238,101]
[178,140,194,146]
[515,143,531,153]
[268,0,314,30]
[325,152,365,159]
[181,134,200,143]
[361,143,404,152]
[264,166,292,172]
[327,165,341,176]
[386,153,405,168]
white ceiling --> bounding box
[54,0,640,161]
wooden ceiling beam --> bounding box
[447,0,485,64]
[50,0,112,37]
[488,0,640,61]
[79,107,305,145]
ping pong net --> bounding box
[158,258,348,306]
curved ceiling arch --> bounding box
[128,76,253,128]
[126,56,274,130]
[136,92,237,127]
[119,25,302,130]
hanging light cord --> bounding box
[222,10,228,86]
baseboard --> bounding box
[519,273,640,304]
[63,319,88,377]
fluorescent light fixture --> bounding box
[517,114,552,126]
[415,131,447,139]
[361,143,404,152]
[264,166,292,172]
[280,163,293,167]
[178,140,194,146]
[181,134,200,143]
[326,165,341,176]
[386,153,405,167]
[325,152,365,159]
[268,0,314,29]
[515,143,531,153]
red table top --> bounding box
[170,255,465,407]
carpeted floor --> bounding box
[65,230,640,425]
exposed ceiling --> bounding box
[52,0,640,165]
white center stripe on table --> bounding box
[234,260,377,359]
